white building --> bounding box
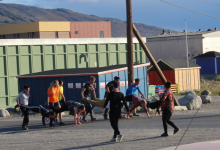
[146,29,220,62]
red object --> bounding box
[70,22,111,38]
[149,70,175,85]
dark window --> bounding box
[0,35,2,39]
[75,31,78,35]
[28,33,31,38]
[188,54,190,57]
[3,35,5,39]
[14,34,17,38]
[17,34,20,39]
[100,31,104,38]
[32,32,35,39]
[55,32,58,38]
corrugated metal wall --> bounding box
[18,66,148,106]
[0,39,146,108]
[196,58,215,74]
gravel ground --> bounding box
[0,96,220,150]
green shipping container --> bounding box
[0,38,146,108]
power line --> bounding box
[198,0,220,6]
[160,0,220,19]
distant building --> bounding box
[146,29,220,62]
[194,51,220,74]
[0,21,111,39]
[148,59,201,91]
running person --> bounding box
[47,80,65,125]
[18,105,56,129]
[81,76,97,122]
[125,78,145,117]
[58,80,65,126]
[104,76,120,120]
[104,82,129,142]
[160,81,179,137]
[16,84,30,130]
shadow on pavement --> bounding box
[172,114,220,120]
[57,136,161,150]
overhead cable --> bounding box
[198,0,220,6]
[160,0,220,19]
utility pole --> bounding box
[126,0,134,86]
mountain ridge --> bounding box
[0,3,176,37]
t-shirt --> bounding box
[47,86,61,103]
[58,86,63,101]
[126,83,141,96]
[16,91,30,105]
[83,82,95,97]
[104,91,129,113]
[106,81,115,92]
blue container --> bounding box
[17,64,149,106]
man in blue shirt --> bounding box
[125,78,145,117]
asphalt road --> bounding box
[1,107,220,150]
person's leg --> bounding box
[20,107,29,128]
[104,108,109,119]
[167,113,178,129]
[162,111,169,134]
[109,113,119,138]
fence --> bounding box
[153,84,179,96]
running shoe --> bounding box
[133,113,139,117]
[82,118,88,122]
[174,128,180,134]
[53,119,59,125]
[59,122,65,126]
[161,133,168,137]
[111,138,117,142]
[22,126,28,130]
[91,118,97,122]
[117,134,124,142]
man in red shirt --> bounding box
[160,81,179,137]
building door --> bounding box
[100,31,104,38]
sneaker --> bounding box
[174,128,180,134]
[161,133,168,137]
[91,118,97,122]
[53,119,59,124]
[59,122,65,126]
[22,126,28,130]
[133,113,139,117]
[117,134,124,142]
[82,118,88,122]
[111,138,117,142]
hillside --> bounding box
[0,3,176,37]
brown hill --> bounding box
[0,3,176,37]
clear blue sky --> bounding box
[2,0,220,32]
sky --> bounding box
[1,0,220,32]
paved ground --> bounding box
[1,96,220,150]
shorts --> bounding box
[49,101,60,107]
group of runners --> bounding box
[16,76,179,142]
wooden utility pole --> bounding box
[133,24,180,106]
[126,0,134,86]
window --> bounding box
[32,32,35,39]
[100,31,104,38]
[55,32,58,38]
[14,34,17,38]
[0,35,2,39]
[75,31,78,35]
[3,35,5,39]
[17,34,20,39]
[188,54,190,57]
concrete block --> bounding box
[174,106,188,111]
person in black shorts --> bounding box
[103,76,120,120]
[81,76,97,122]
[104,81,129,142]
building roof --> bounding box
[17,63,149,79]
[146,30,219,39]
[148,59,200,71]
[193,51,220,59]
